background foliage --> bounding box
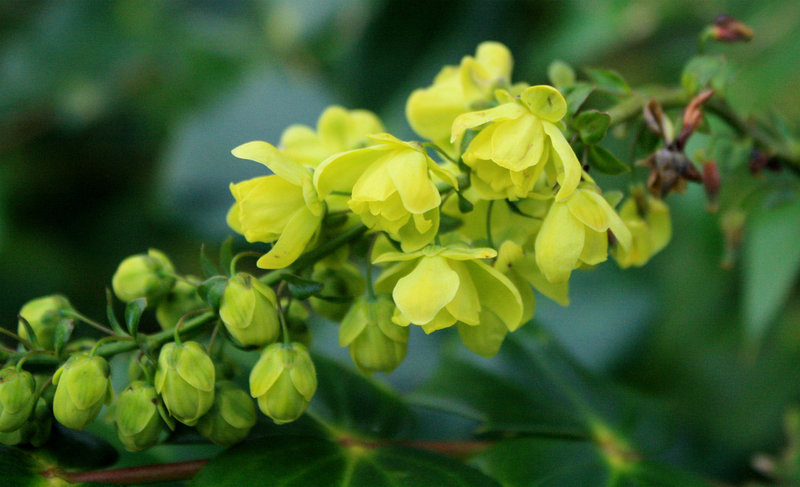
[2,0,800,485]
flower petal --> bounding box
[232,141,308,186]
[256,208,321,269]
[393,256,459,325]
[386,150,440,214]
[535,202,584,283]
[314,147,382,197]
[451,103,526,143]
[465,260,523,331]
[445,261,481,325]
[520,85,567,122]
[542,123,581,201]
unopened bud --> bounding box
[0,397,51,447]
[156,279,204,330]
[249,342,316,424]
[219,273,281,347]
[339,296,408,373]
[154,342,215,426]
[112,381,164,451]
[18,295,73,350]
[112,249,176,303]
[197,381,256,446]
[309,261,365,321]
[0,368,37,432]
[712,15,754,42]
[52,353,113,430]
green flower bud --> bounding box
[309,261,365,321]
[249,342,316,424]
[111,381,164,451]
[197,381,256,446]
[112,249,176,303]
[338,295,408,373]
[0,397,51,447]
[0,368,37,432]
[18,294,73,350]
[154,341,215,426]
[156,279,204,330]
[52,353,113,430]
[219,273,280,347]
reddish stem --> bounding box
[44,459,208,485]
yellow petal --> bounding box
[474,41,513,81]
[444,261,481,325]
[439,245,496,261]
[512,254,570,306]
[490,115,544,172]
[393,256,459,325]
[280,125,327,167]
[520,85,567,122]
[256,208,321,269]
[386,150,440,214]
[542,122,581,201]
[232,141,308,186]
[374,260,417,294]
[350,153,397,203]
[406,83,466,142]
[647,198,672,253]
[566,189,611,232]
[451,103,526,143]
[420,308,457,333]
[465,260,523,331]
[535,202,584,283]
[580,229,609,265]
[231,176,304,243]
[314,147,381,197]
[398,209,439,252]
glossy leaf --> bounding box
[190,436,500,487]
[124,298,147,338]
[198,276,228,312]
[284,274,325,300]
[200,244,221,279]
[588,145,630,175]
[0,446,39,486]
[105,288,126,336]
[681,55,730,96]
[53,317,74,357]
[547,60,575,89]
[573,110,611,145]
[586,68,631,96]
[219,236,234,277]
[563,82,594,115]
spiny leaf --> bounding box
[124,298,147,338]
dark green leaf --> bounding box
[563,82,594,115]
[573,110,611,145]
[42,425,119,470]
[313,294,355,303]
[105,288,126,336]
[53,317,74,357]
[17,316,39,350]
[457,193,474,213]
[439,213,464,234]
[743,198,800,343]
[198,276,229,312]
[547,60,575,89]
[0,446,39,486]
[586,68,631,96]
[681,55,730,96]
[219,236,234,277]
[200,244,221,279]
[190,436,499,487]
[284,274,325,300]
[124,298,147,338]
[588,145,630,175]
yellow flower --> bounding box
[613,194,671,268]
[451,85,582,201]
[279,106,383,168]
[314,133,457,251]
[373,245,523,335]
[227,141,324,269]
[535,186,632,283]
[406,41,514,147]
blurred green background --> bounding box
[2,0,800,483]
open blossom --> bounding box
[451,85,582,201]
[406,41,514,146]
[373,245,523,335]
[314,133,457,251]
[613,194,671,268]
[535,185,633,283]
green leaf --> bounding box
[547,60,575,89]
[743,197,800,343]
[573,110,611,145]
[53,317,74,357]
[17,316,40,350]
[284,274,325,300]
[200,244,221,279]
[439,213,464,234]
[190,436,499,487]
[563,82,594,115]
[41,426,118,470]
[471,437,712,487]
[124,298,147,338]
[219,236,234,277]
[586,68,631,96]
[105,288,126,336]
[457,193,474,213]
[681,55,730,96]
[588,145,630,175]
[198,276,228,312]
[0,446,39,486]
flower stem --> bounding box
[63,310,119,337]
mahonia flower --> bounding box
[373,245,523,334]
[228,141,324,269]
[18,295,73,351]
[154,341,215,426]
[279,106,384,168]
[249,342,317,424]
[219,273,281,347]
[314,133,458,251]
[406,41,514,146]
[0,368,37,433]
[451,85,582,201]
[52,353,113,430]
[111,381,164,452]
[535,185,632,283]
[613,193,671,268]
[197,381,257,446]
[339,295,409,373]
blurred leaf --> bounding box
[219,236,234,277]
[284,274,324,300]
[200,244,221,279]
[198,276,228,313]
[563,82,594,115]
[743,197,800,343]
[42,425,118,470]
[0,446,38,486]
[53,317,74,357]
[124,298,147,338]
[190,436,499,487]
[586,68,631,96]
[573,110,611,145]
[681,55,730,97]
[588,145,630,175]
[547,60,575,89]
[105,288,126,336]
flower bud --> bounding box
[156,279,204,330]
[309,261,365,321]
[338,296,408,373]
[112,249,176,303]
[111,381,164,451]
[18,295,73,350]
[0,397,51,447]
[0,367,37,432]
[249,342,316,424]
[219,273,281,347]
[52,353,113,430]
[197,381,256,446]
[154,342,215,426]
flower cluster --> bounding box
[1,41,676,451]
